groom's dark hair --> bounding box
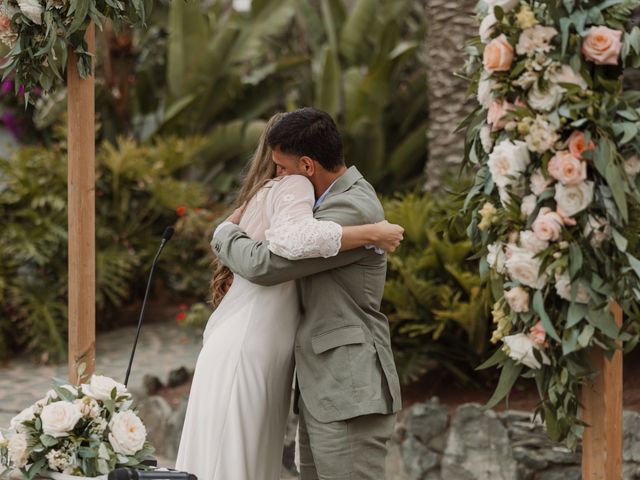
[267,107,345,172]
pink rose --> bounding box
[483,34,514,73]
[568,131,595,160]
[548,150,587,185]
[529,321,546,346]
[532,207,563,242]
[582,26,623,65]
[487,100,514,131]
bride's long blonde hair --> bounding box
[209,113,284,308]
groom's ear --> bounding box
[299,156,315,176]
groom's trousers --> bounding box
[298,397,396,480]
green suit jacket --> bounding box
[211,166,402,422]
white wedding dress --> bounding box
[174,175,342,480]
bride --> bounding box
[174,113,403,480]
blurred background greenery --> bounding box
[0,0,492,389]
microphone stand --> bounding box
[124,227,174,388]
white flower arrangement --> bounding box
[0,371,154,479]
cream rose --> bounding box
[527,82,564,112]
[479,13,497,44]
[9,406,35,433]
[88,375,129,401]
[520,194,537,218]
[503,333,550,369]
[516,25,558,56]
[41,401,82,438]
[554,181,594,217]
[548,150,587,185]
[506,246,548,289]
[582,26,623,65]
[532,207,563,242]
[488,139,531,188]
[483,34,514,73]
[505,286,530,313]
[530,169,553,195]
[8,433,29,469]
[555,272,591,304]
[108,411,147,455]
[519,230,548,254]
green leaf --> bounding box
[569,244,582,280]
[339,0,376,64]
[612,228,628,252]
[627,253,640,280]
[26,458,46,480]
[605,161,628,223]
[567,302,588,328]
[562,328,580,355]
[40,434,59,447]
[533,290,561,342]
[79,447,98,458]
[476,348,508,370]
[586,308,620,339]
[578,324,595,348]
[314,45,341,118]
[483,359,523,410]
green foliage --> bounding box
[0,137,212,361]
[382,188,492,385]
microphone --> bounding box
[124,226,175,387]
[108,468,197,480]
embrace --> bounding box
[175,108,403,480]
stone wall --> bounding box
[134,388,640,480]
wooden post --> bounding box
[581,302,623,479]
[67,23,96,385]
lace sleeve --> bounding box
[265,175,343,260]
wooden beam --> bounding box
[581,301,623,479]
[67,22,96,385]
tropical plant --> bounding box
[382,187,492,386]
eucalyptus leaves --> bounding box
[462,0,640,448]
[0,0,147,102]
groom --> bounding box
[211,107,402,479]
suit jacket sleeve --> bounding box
[211,224,371,286]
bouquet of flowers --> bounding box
[461,0,640,448]
[0,371,154,479]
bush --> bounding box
[382,189,492,386]
[0,137,217,362]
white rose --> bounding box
[506,246,548,289]
[16,0,42,24]
[624,155,640,177]
[488,139,531,188]
[9,406,35,433]
[487,242,507,273]
[505,286,530,313]
[108,411,146,455]
[231,0,251,12]
[88,375,129,401]
[525,115,559,153]
[530,169,553,195]
[477,74,496,109]
[547,64,587,89]
[41,401,82,438]
[554,181,594,217]
[519,230,548,254]
[503,333,550,369]
[516,26,558,56]
[513,71,539,90]
[480,125,494,153]
[554,272,591,304]
[583,215,611,248]
[520,194,537,218]
[484,0,519,13]
[527,82,564,112]
[479,13,497,43]
[8,433,29,468]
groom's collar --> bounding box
[322,165,362,198]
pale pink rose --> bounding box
[529,321,546,346]
[532,207,563,242]
[530,169,553,195]
[568,131,595,160]
[505,286,530,313]
[582,26,623,65]
[548,150,587,185]
[483,34,514,73]
[487,99,514,131]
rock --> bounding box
[137,396,172,457]
[404,398,449,445]
[441,403,518,480]
[537,466,581,480]
[624,411,640,463]
[167,366,190,388]
[623,461,640,480]
[513,446,549,470]
[143,374,164,395]
[401,436,439,478]
[516,464,534,480]
[541,446,579,465]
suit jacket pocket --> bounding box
[311,325,366,354]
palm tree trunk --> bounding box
[424,0,478,190]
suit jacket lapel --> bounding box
[313,166,363,212]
